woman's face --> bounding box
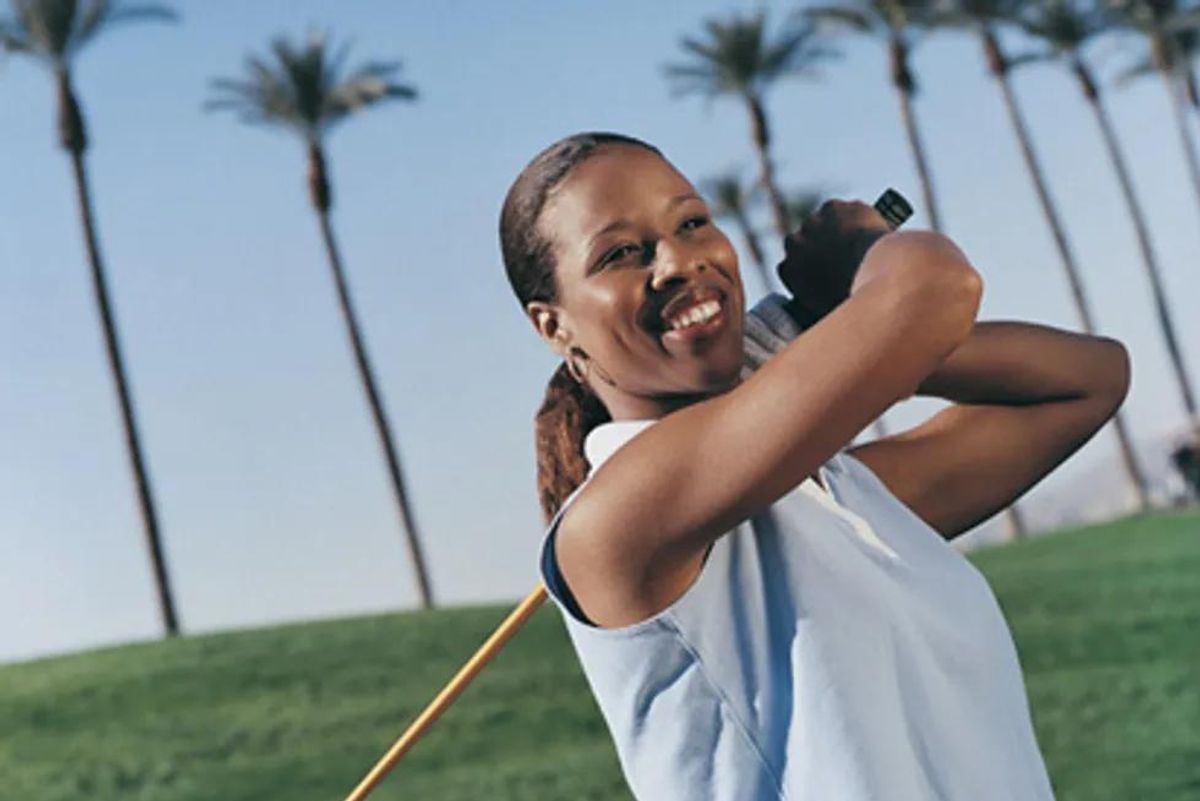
[529,146,746,411]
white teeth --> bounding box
[668,299,721,331]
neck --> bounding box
[589,374,741,421]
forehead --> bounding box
[540,146,695,255]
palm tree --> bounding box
[804,0,945,232]
[0,0,180,634]
[933,0,1088,535]
[1109,0,1200,230]
[207,33,434,609]
[1018,0,1187,507]
[784,187,826,230]
[701,169,771,288]
[665,12,840,239]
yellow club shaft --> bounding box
[342,585,549,801]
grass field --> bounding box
[2,512,1197,801]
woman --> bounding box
[499,132,1128,800]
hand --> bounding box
[777,199,892,329]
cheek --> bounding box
[715,233,741,277]
[580,282,632,326]
[710,233,745,311]
[571,280,645,350]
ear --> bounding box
[526,301,572,358]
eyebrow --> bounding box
[585,192,704,252]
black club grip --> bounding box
[874,188,912,230]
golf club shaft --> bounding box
[342,586,548,801]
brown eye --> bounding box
[680,215,709,232]
[603,243,641,266]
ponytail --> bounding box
[535,363,611,524]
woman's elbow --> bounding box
[1093,337,1132,410]
[870,231,984,343]
[948,262,985,334]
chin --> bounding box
[693,350,744,391]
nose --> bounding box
[648,239,704,292]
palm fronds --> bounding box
[0,0,174,65]
[806,0,938,36]
[205,32,417,140]
[784,188,825,231]
[700,169,761,220]
[663,12,838,99]
[1015,0,1109,56]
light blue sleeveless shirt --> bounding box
[538,295,1057,800]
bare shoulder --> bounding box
[555,472,706,629]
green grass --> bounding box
[972,512,1200,801]
[2,512,1197,801]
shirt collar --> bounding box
[584,419,658,473]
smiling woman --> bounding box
[500,133,747,523]
[522,140,748,416]
[498,131,1122,800]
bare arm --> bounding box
[848,321,1131,539]
[558,230,983,627]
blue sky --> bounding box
[2,0,1198,663]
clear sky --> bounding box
[2,0,1198,664]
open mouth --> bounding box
[648,285,730,347]
[664,297,722,331]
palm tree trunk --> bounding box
[1077,59,1196,437]
[746,93,791,239]
[984,34,1151,523]
[890,37,943,232]
[1152,34,1200,232]
[307,142,434,609]
[1003,503,1029,539]
[983,28,1097,537]
[1185,65,1200,110]
[57,69,180,635]
[1165,71,1200,235]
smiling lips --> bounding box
[653,284,728,340]
[666,298,721,331]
